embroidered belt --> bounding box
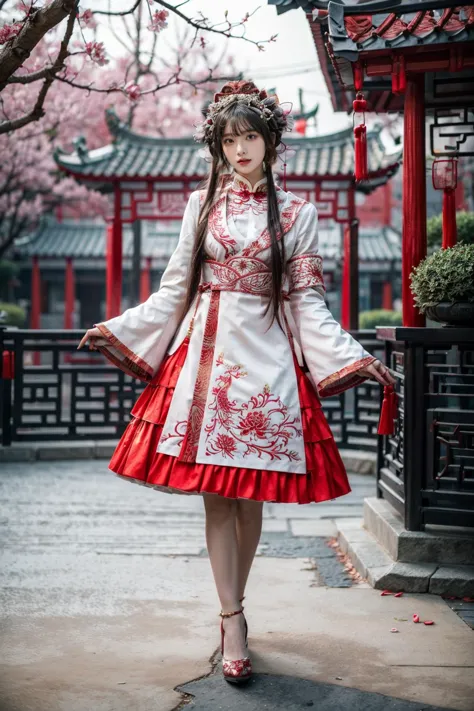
[178,267,293,464]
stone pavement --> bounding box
[0,460,473,711]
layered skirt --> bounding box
[109,337,351,504]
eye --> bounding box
[223,137,234,145]
[247,133,257,140]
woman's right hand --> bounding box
[77,327,102,350]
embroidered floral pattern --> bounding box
[228,180,268,218]
[318,355,377,398]
[204,356,302,462]
[287,253,326,292]
[240,196,306,259]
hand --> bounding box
[359,359,396,387]
[77,326,102,350]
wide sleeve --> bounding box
[93,190,200,382]
[286,202,376,398]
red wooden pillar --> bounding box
[341,188,359,330]
[64,257,75,329]
[106,185,123,320]
[140,256,152,303]
[382,280,393,310]
[402,76,426,327]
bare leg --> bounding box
[236,499,264,600]
[203,493,247,660]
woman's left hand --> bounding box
[358,359,396,387]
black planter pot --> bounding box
[425,302,474,327]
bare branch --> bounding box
[0,0,77,92]
[7,66,55,84]
[93,0,141,17]
[0,2,78,134]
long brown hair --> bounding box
[183,99,286,327]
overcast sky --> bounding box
[96,0,351,135]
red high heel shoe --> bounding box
[220,607,252,684]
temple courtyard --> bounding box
[0,460,472,711]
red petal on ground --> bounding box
[413,614,420,623]
[423,620,435,625]
[394,592,403,597]
[381,590,393,596]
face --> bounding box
[221,121,266,180]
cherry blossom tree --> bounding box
[0,1,275,133]
[0,1,262,256]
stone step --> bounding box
[337,519,474,596]
[364,497,474,566]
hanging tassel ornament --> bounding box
[353,92,368,182]
[377,384,397,436]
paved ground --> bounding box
[1,461,473,711]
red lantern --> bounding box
[432,158,458,249]
[294,118,307,136]
[353,92,368,181]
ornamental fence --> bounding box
[0,328,383,450]
[376,327,474,530]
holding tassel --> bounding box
[353,93,368,181]
[377,384,397,436]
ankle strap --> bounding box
[219,607,244,619]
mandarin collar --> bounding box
[231,173,268,195]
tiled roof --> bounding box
[268,1,474,112]
[16,217,401,267]
[54,109,399,186]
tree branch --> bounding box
[0,0,77,92]
[0,2,78,134]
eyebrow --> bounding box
[222,130,253,137]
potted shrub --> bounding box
[359,309,402,329]
[410,244,474,326]
[427,211,474,249]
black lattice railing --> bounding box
[0,328,382,450]
[377,327,474,531]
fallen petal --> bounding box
[390,628,399,633]
[423,620,435,625]
[462,597,474,603]
[413,614,420,623]
[394,592,404,598]
[381,590,393,596]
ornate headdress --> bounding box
[193,79,294,147]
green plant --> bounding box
[427,211,474,248]
[0,302,26,326]
[410,244,474,313]
[359,309,402,329]
[0,260,20,300]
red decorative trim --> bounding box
[287,254,326,292]
[178,290,221,462]
[95,323,153,381]
[204,257,273,296]
[318,356,377,398]
[208,192,239,259]
[240,195,306,259]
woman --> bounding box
[78,79,395,685]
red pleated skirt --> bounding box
[109,337,351,504]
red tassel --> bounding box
[377,384,397,436]
[354,124,368,181]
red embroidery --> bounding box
[228,184,267,217]
[318,356,377,398]
[204,357,302,462]
[177,290,221,462]
[208,188,306,262]
[287,254,326,292]
[205,258,272,296]
[208,193,239,260]
[240,196,306,259]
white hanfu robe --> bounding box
[96,173,375,475]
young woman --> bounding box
[78,79,395,685]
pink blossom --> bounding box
[85,41,108,66]
[124,82,141,103]
[148,10,169,33]
[78,9,97,30]
[0,22,22,45]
